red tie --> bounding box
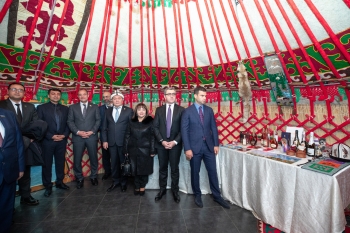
[199,106,204,125]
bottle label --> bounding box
[308,148,315,156]
[270,143,277,148]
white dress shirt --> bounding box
[165,103,174,124]
[80,102,88,114]
[0,119,5,140]
[112,106,122,122]
[9,99,22,114]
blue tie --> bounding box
[115,107,120,122]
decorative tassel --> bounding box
[237,61,252,123]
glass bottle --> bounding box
[300,131,306,147]
[250,129,257,146]
[270,133,278,149]
[307,132,315,157]
[242,135,247,146]
[261,128,265,146]
[291,130,300,150]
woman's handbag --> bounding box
[121,154,132,176]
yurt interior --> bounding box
[1,0,350,232]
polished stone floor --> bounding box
[11,174,258,233]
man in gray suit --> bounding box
[101,92,133,192]
[67,89,101,189]
[0,82,39,206]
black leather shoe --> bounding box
[173,192,180,203]
[214,197,230,209]
[107,183,119,192]
[194,196,203,208]
[56,183,70,190]
[90,178,98,186]
[76,180,84,189]
[121,185,127,192]
[155,190,166,201]
[102,173,111,180]
[134,189,140,195]
[44,188,52,197]
[139,190,145,196]
[20,196,39,206]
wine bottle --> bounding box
[270,133,278,149]
[250,129,257,146]
[300,131,306,147]
[307,132,315,157]
[261,128,265,146]
[242,135,247,146]
[262,126,268,147]
[291,130,300,150]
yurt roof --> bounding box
[0,0,349,92]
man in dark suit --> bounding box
[37,88,70,197]
[67,89,101,189]
[0,82,39,206]
[99,91,112,180]
[181,86,230,209]
[101,92,133,192]
[0,108,24,233]
[153,87,184,203]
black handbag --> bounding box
[121,155,132,176]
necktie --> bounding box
[54,104,60,132]
[199,106,204,125]
[0,131,3,147]
[166,105,172,138]
[115,107,120,122]
[82,104,87,118]
[15,104,22,124]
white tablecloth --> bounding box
[219,147,350,233]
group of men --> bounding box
[0,83,230,232]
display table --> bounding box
[219,146,350,233]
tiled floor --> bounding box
[11,174,258,233]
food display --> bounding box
[247,150,301,164]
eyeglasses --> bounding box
[165,93,176,96]
[9,88,25,93]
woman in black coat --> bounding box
[123,103,156,196]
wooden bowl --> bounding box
[296,150,306,158]
[286,150,296,156]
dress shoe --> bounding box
[214,197,230,209]
[194,196,203,208]
[155,190,167,201]
[44,188,52,197]
[90,178,98,186]
[20,196,39,206]
[76,180,84,189]
[121,185,127,192]
[139,188,145,196]
[107,183,119,192]
[102,173,111,180]
[56,183,70,190]
[134,189,140,195]
[173,191,180,203]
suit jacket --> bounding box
[0,108,25,185]
[37,102,70,141]
[67,102,101,142]
[0,99,39,149]
[181,104,219,154]
[101,105,133,146]
[153,104,184,149]
[99,105,108,131]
